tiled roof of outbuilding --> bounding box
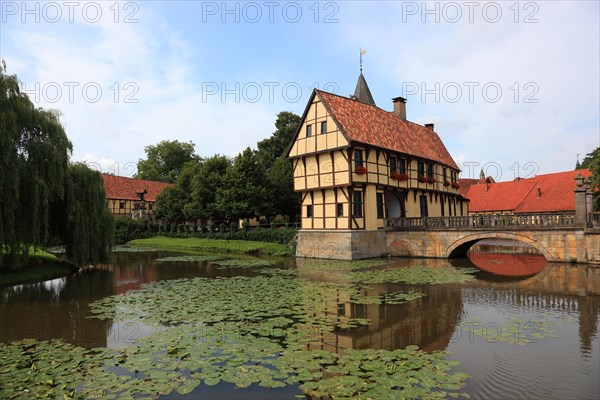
[464,169,592,213]
[102,174,173,202]
[515,169,592,213]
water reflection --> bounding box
[296,258,464,353]
[0,250,598,400]
[466,240,547,279]
[0,269,113,347]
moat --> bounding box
[1,244,598,399]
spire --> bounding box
[479,168,485,181]
[353,73,376,106]
[352,49,375,106]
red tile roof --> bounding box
[515,169,592,213]
[458,179,479,197]
[466,180,537,212]
[316,90,459,170]
[464,169,592,213]
[459,176,496,197]
[102,174,173,202]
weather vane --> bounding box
[360,49,366,72]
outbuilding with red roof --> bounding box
[102,174,173,218]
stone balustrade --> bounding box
[385,213,577,231]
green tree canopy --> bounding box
[188,155,230,222]
[57,164,115,266]
[216,148,268,221]
[135,140,199,183]
[256,111,301,168]
[577,148,599,170]
[1,62,71,269]
[1,62,114,269]
[267,156,299,221]
[153,112,301,225]
[583,147,600,211]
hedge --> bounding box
[114,218,297,246]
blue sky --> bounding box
[1,0,598,180]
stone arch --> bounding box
[446,232,552,261]
[388,239,418,257]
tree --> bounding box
[267,156,299,221]
[188,155,230,223]
[577,148,599,170]
[1,62,72,269]
[216,148,268,221]
[584,147,600,211]
[154,186,188,224]
[55,164,114,266]
[1,63,113,269]
[256,111,300,168]
[135,140,199,183]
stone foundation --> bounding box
[296,228,599,264]
[585,231,600,263]
[296,230,386,260]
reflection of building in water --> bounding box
[467,252,547,277]
[296,258,463,353]
[456,258,600,356]
[0,270,113,348]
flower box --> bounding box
[355,166,367,175]
[390,172,409,180]
[444,180,451,187]
[427,176,436,184]
[417,175,428,183]
[451,182,460,189]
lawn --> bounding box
[128,237,294,256]
[0,249,77,287]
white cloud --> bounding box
[2,1,598,181]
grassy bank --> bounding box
[0,250,77,287]
[128,237,294,256]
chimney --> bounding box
[392,96,406,120]
[425,123,434,131]
[537,186,541,197]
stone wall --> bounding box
[585,231,600,263]
[296,230,386,260]
[386,229,599,264]
[297,228,599,264]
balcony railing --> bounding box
[385,213,577,230]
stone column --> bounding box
[574,173,587,227]
[585,177,594,227]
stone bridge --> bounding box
[386,214,600,264]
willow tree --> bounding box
[1,62,114,269]
[56,164,114,266]
[0,61,72,269]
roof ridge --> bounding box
[101,173,172,185]
[316,89,386,112]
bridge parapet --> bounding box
[386,213,577,231]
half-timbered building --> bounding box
[287,73,468,259]
[102,174,173,219]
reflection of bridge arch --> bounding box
[446,232,550,260]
